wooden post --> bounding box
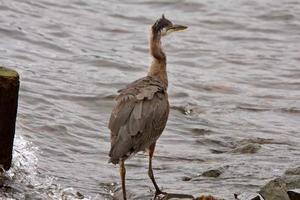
[0,66,19,171]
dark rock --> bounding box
[259,178,290,200]
[195,195,219,200]
[182,176,192,181]
[287,189,300,200]
[240,138,273,145]
[239,166,300,200]
[160,193,195,199]
[210,149,227,154]
[282,166,300,190]
[202,169,222,178]
[282,174,300,189]
[231,143,261,154]
[285,167,300,176]
[76,192,84,199]
[250,196,262,200]
[25,192,44,200]
[191,128,212,135]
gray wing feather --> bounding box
[108,76,169,164]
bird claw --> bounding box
[154,190,167,200]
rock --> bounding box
[285,167,300,176]
[239,137,287,145]
[202,169,222,178]
[238,166,300,200]
[250,196,262,200]
[195,195,219,200]
[231,143,261,154]
[182,176,192,181]
[282,166,300,190]
[259,178,290,200]
[76,192,84,199]
[191,128,211,135]
[282,174,300,189]
[0,67,20,171]
[210,149,227,154]
[287,189,300,200]
[159,193,194,200]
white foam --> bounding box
[1,135,92,200]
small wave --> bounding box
[257,12,295,21]
[0,136,92,200]
[0,135,38,199]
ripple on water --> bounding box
[0,0,300,199]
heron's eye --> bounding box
[161,27,168,36]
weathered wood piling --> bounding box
[0,66,19,171]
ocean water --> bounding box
[0,0,300,199]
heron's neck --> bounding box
[148,31,168,88]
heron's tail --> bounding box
[108,148,118,164]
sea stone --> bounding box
[231,143,261,154]
[182,176,192,181]
[282,166,300,190]
[259,178,290,200]
[202,169,222,178]
[282,175,300,189]
[285,166,300,176]
[288,189,300,200]
[195,195,218,200]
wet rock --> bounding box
[76,191,84,199]
[182,176,192,181]
[210,149,227,154]
[240,138,273,145]
[159,193,195,199]
[170,91,189,98]
[231,143,261,154]
[282,174,300,189]
[287,189,300,200]
[195,195,219,200]
[250,196,262,200]
[239,166,300,200]
[25,192,44,200]
[202,169,222,178]
[259,178,290,200]
[281,166,300,190]
[191,128,211,135]
[285,166,300,176]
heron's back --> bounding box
[108,76,169,164]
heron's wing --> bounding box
[108,76,166,136]
[108,76,169,163]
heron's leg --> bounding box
[148,143,166,198]
[119,160,127,200]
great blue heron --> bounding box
[108,15,187,200]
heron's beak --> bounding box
[167,24,188,34]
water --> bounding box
[0,0,300,199]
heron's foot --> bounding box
[154,190,167,200]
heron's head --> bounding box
[152,15,187,37]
